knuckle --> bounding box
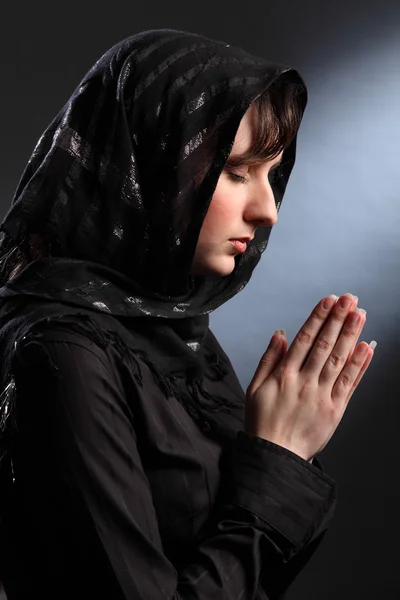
[313,309,326,323]
[315,338,331,353]
[340,371,353,389]
[297,329,312,346]
[275,362,294,383]
[259,356,275,368]
[342,327,355,339]
[328,352,345,369]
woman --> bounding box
[0,29,375,599]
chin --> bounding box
[191,256,236,277]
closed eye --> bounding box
[225,163,284,185]
[227,171,248,184]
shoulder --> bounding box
[13,317,118,385]
[10,317,141,430]
[9,320,143,450]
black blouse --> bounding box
[1,319,336,600]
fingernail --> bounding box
[323,296,337,310]
[369,340,377,350]
[339,295,353,309]
[356,308,366,316]
[274,329,286,337]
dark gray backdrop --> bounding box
[1,1,399,598]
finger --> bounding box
[345,344,375,402]
[301,294,360,377]
[280,335,289,356]
[331,341,374,403]
[247,331,286,397]
[318,307,367,386]
[345,308,365,365]
[281,293,355,373]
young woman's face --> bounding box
[190,104,283,277]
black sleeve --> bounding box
[10,330,336,600]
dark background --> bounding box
[1,1,399,598]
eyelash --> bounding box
[227,172,248,184]
[226,168,281,185]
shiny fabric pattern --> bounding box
[0,29,306,313]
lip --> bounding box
[230,239,248,253]
[230,236,254,242]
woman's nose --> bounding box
[246,183,278,227]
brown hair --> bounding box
[226,77,304,168]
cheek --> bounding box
[203,181,237,233]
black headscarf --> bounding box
[0,29,307,451]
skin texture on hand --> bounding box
[245,293,375,461]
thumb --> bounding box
[246,329,286,397]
